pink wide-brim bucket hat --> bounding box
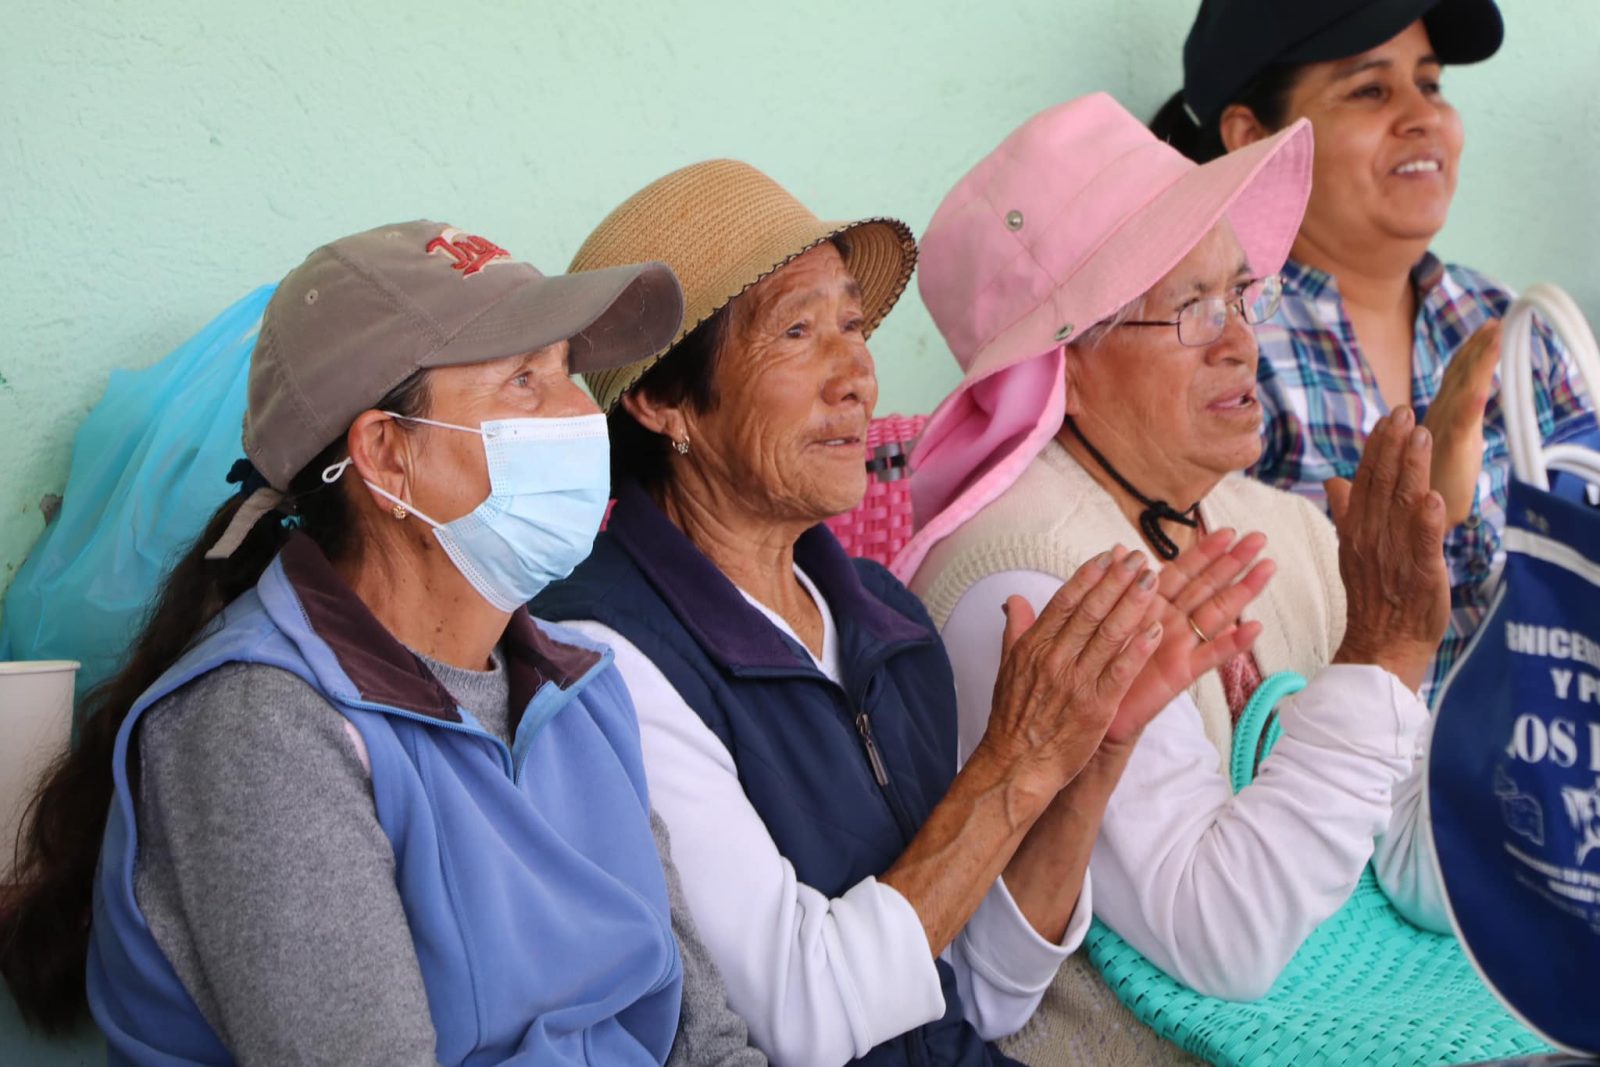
[891,92,1313,581]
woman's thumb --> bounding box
[1001,595,1037,655]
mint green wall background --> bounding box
[2,0,1597,608]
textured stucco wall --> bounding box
[2,0,1596,602]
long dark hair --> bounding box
[0,373,430,1033]
[1148,65,1302,163]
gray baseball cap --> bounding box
[245,219,684,492]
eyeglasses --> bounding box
[1118,275,1283,347]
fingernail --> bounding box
[1411,426,1430,449]
[1146,622,1163,641]
[1138,569,1156,590]
[1396,407,1414,429]
[1096,551,1113,569]
[1122,550,1146,571]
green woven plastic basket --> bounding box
[1085,672,1552,1066]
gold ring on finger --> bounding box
[1187,615,1210,643]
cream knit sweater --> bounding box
[909,439,1348,1066]
[912,438,1346,770]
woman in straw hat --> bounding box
[534,160,1272,1066]
[1152,0,1597,704]
[898,94,1450,1063]
[1,221,761,1065]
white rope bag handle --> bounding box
[1500,282,1600,490]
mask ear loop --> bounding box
[321,457,444,528]
[321,458,355,484]
[381,411,493,438]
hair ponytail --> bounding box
[0,372,430,1033]
[1148,66,1303,164]
[1149,90,1223,162]
[0,491,292,1031]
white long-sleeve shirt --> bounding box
[941,568,1443,1002]
[565,567,1087,1067]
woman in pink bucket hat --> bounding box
[898,94,1455,1062]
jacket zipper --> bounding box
[846,680,919,844]
[854,709,891,787]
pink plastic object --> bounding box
[823,413,928,566]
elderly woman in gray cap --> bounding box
[534,160,1272,1067]
[0,221,761,1066]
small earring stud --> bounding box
[673,438,690,456]
[391,503,408,520]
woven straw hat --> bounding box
[571,159,918,412]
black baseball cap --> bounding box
[1182,0,1504,127]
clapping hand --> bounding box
[1325,407,1451,691]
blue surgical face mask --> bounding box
[324,412,610,611]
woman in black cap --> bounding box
[1152,0,1597,704]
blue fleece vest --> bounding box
[87,535,683,1066]
[534,482,1020,1067]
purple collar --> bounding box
[279,533,601,722]
[605,481,930,672]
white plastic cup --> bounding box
[0,660,79,884]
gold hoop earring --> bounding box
[673,437,690,456]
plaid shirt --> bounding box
[1252,254,1596,704]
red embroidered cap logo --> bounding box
[426,228,511,277]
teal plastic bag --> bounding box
[1085,672,1550,1067]
[0,286,273,704]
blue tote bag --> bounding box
[1430,284,1600,1056]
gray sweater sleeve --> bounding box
[654,811,767,1067]
[134,662,439,1067]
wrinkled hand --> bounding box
[980,549,1162,789]
[1422,319,1501,525]
[1106,529,1274,747]
[1325,407,1451,691]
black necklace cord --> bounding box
[1063,417,1198,561]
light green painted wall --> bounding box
[3,0,1597,603]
